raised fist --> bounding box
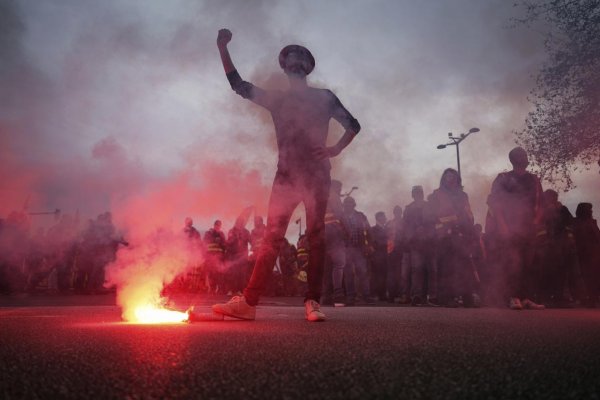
[217,29,232,47]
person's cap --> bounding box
[279,45,315,74]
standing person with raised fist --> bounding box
[210,29,361,322]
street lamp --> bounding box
[436,127,480,179]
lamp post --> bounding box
[436,127,480,179]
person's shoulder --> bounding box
[310,87,336,100]
[495,171,511,180]
[405,201,417,211]
[524,170,541,182]
[429,188,441,198]
[491,171,513,187]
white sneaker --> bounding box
[305,300,326,322]
[509,297,523,310]
[186,307,225,322]
[522,298,545,310]
[212,296,256,320]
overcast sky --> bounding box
[1,0,598,237]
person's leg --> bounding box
[371,252,387,300]
[344,247,357,303]
[399,251,411,302]
[386,250,401,301]
[321,250,334,304]
[330,244,346,302]
[303,172,330,304]
[426,250,439,304]
[410,250,424,300]
[243,173,301,306]
[354,250,371,301]
[436,238,453,305]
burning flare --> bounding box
[105,229,199,324]
[132,304,188,324]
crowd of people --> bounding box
[317,147,600,309]
[1,148,599,310]
[0,211,126,295]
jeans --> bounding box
[344,246,371,300]
[409,249,437,299]
[324,243,346,299]
[370,250,388,299]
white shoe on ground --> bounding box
[212,296,256,320]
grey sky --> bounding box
[1,0,598,235]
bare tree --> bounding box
[513,0,600,189]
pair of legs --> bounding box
[410,249,437,301]
[344,246,371,302]
[243,169,330,306]
[436,235,474,305]
[386,249,403,301]
[370,250,388,300]
[490,236,543,309]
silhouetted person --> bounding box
[204,220,226,294]
[44,214,79,293]
[486,147,545,310]
[370,211,389,301]
[183,217,201,242]
[429,169,476,307]
[342,196,374,306]
[182,217,203,292]
[536,190,581,306]
[0,211,31,293]
[211,29,361,322]
[404,185,438,306]
[279,238,299,296]
[573,203,600,307]
[321,179,348,306]
[226,217,251,295]
[249,216,266,266]
[75,212,119,294]
[386,205,406,303]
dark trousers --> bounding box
[490,236,536,301]
[387,249,403,299]
[370,250,388,299]
[436,235,473,303]
[244,169,330,306]
[410,249,437,299]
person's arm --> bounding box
[314,91,361,159]
[217,28,251,99]
[216,29,274,108]
[487,175,510,237]
[320,129,358,158]
[217,29,235,74]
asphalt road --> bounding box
[1,295,600,400]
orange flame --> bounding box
[131,304,188,324]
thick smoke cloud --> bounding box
[1,0,597,245]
